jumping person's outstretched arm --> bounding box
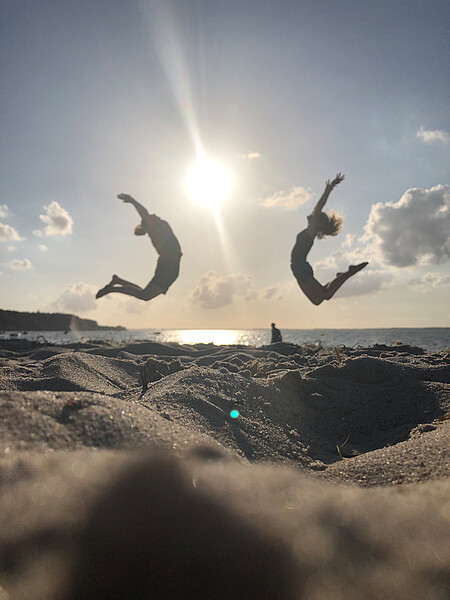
[311,173,344,217]
[117,193,148,220]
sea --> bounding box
[3,328,450,352]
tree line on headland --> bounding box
[0,310,126,332]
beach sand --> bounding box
[0,339,449,599]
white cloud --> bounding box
[416,127,450,145]
[240,151,262,159]
[0,205,8,218]
[121,298,150,314]
[0,222,23,242]
[35,201,73,237]
[341,233,356,248]
[314,245,373,271]
[190,271,256,309]
[261,286,282,300]
[189,272,286,308]
[52,281,97,313]
[244,289,259,301]
[409,272,450,288]
[261,186,313,211]
[38,244,48,252]
[101,293,150,315]
[9,258,33,270]
[7,246,16,252]
[314,250,347,271]
[363,185,450,267]
[333,270,392,299]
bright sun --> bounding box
[186,157,233,208]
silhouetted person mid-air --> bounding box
[96,194,182,301]
[290,173,368,306]
[270,323,282,343]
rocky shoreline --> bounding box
[0,309,125,332]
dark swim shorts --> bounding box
[147,254,181,294]
[291,259,314,283]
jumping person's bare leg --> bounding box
[111,274,141,287]
[96,275,143,299]
[323,262,368,300]
[96,281,163,301]
[299,262,368,305]
[298,278,328,306]
[95,283,117,299]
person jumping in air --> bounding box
[96,194,182,301]
[290,173,368,306]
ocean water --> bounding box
[5,328,450,352]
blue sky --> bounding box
[1,0,449,329]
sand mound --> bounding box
[1,351,140,394]
[0,390,227,454]
[323,419,450,486]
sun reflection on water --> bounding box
[177,330,241,345]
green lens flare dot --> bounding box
[230,409,240,419]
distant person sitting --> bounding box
[270,323,282,343]
[290,173,368,305]
[96,194,182,301]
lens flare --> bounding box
[230,409,240,419]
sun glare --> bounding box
[186,157,232,208]
[178,329,239,345]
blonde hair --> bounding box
[316,211,343,239]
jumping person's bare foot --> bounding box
[348,262,368,274]
[95,285,113,299]
[117,193,135,203]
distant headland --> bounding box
[0,310,126,332]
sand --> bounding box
[0,338,449,599]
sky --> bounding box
[1,0,449,330]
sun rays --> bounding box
[139,2,237,275]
